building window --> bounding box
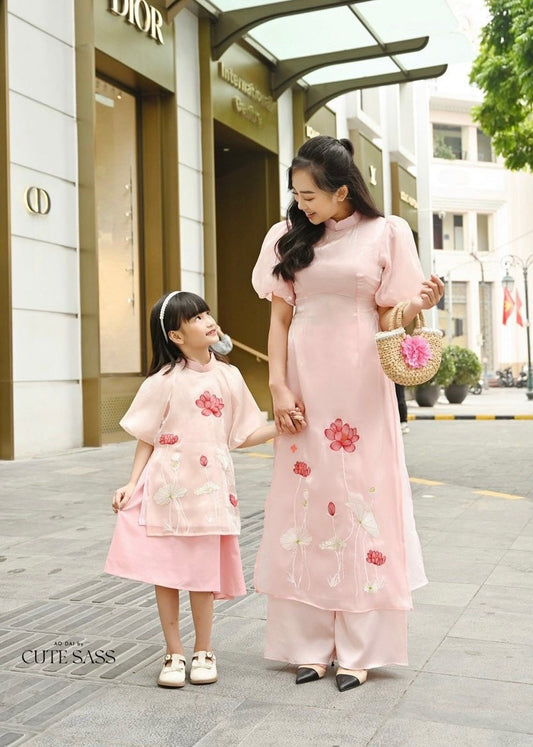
[476,129,494,162]
[433,213,443,250]
[477,214,491,251]
[433,123,464,160]
[453,214,464,251]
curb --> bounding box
[407,414,533,421]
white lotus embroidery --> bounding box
[280,526,312,551]
[346,496,379,537]
[153,483,187,506]
[194,481,220,495]
[319,535,346,551]
[364,577,385,593]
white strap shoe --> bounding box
[157,653,186,688]
[190,650,217,684]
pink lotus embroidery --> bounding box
[196,391,224,417]
[159,433,179,445]
[366,550,386,566]
[229,494,238,507]
[293,461,311,477]
[327,501,336,516]
[324,419,360,452]
[200,455,208,467]
[401,335,432,369]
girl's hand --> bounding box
[409,274,444,312]
[271,384,306,434]
[112,482,136,513]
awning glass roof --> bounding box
[186,0,473,113]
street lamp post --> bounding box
[502,254,533,401]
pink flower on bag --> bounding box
[195,391,224,417]
[200,455,208,467]
[229,494,238,507]
[159,433,179,445]
[366,550,386,566]
[324,419,360,452]
[293,461,311,477]
[401,335,432,369]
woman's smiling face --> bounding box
[291,168,351,224]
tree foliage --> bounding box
[470,0,533,170]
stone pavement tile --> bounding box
[485,549,533,589]
[197,703,381,747]
[411,492,474,521]
[421,544,504,585]
[406,604,464,670]
[24,684,242,747]
[449,585,533,646]
[424,529,522,550]
[444,497,533,538]
[215,591,267,620]
[412,580,479,608]
[394,672,533,734]
[369,717,533,746]
[511,536,533,551]
[423,636,533,684]
[192,700,276,746]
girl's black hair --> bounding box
[274,136,383,281]
[147,291,226,376]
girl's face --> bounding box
[291,169,351,224]
[168,311,218,355]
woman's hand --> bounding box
[271,384,306,434]
[112,482,136,513]
[409,274,445,313]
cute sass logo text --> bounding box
[108,0,164,44]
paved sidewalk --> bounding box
[1,412,533,745]
[407,385,533,419]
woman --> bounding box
[252,136,443,692]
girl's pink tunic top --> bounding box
[252,212,428,614]
[104,356,265,596]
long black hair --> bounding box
[147,291,226,376]
[274,136,383,281]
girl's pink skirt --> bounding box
[104,480,246,600]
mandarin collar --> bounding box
[184,353,217,373]
[325,211,361,232]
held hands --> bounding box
[271,384,306,434]
[112,482,136,514]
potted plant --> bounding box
[444,345,482,404]
[414,346,456,407]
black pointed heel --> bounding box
[295,666,326,685]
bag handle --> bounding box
[391,302,425,332]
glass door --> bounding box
[95,78,141,374]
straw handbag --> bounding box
[375,302,443,386]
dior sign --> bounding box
[24,187,51,215]
[108,0,164,45]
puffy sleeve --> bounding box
[374,215,426,308]
[252,221,295,305]
[224,366,267,450]
[120,369,174,445]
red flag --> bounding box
[516,289,524,327]
[502,287,515,325]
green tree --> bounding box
[469,0,533,171]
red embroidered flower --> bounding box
[366,550,386,566]
[293,461,311,477]
[290,444,298,453]
[328,501,336,516]
[324,419,360,452]
[200,455,208,467]
[159,433,179,445]
[229,494,238,507]
[196,391,224,417]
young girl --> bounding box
[105,291,303,688]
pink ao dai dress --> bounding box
[104,355,265,598]
[252,212,428,669]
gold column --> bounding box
[199,18,218,316]
[75,0,102,446]
[0,0,13,458]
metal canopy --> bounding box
[304,64,447,119]
[172,0,472,115]
[271,36,429,100]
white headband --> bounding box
[159,291,181,338]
